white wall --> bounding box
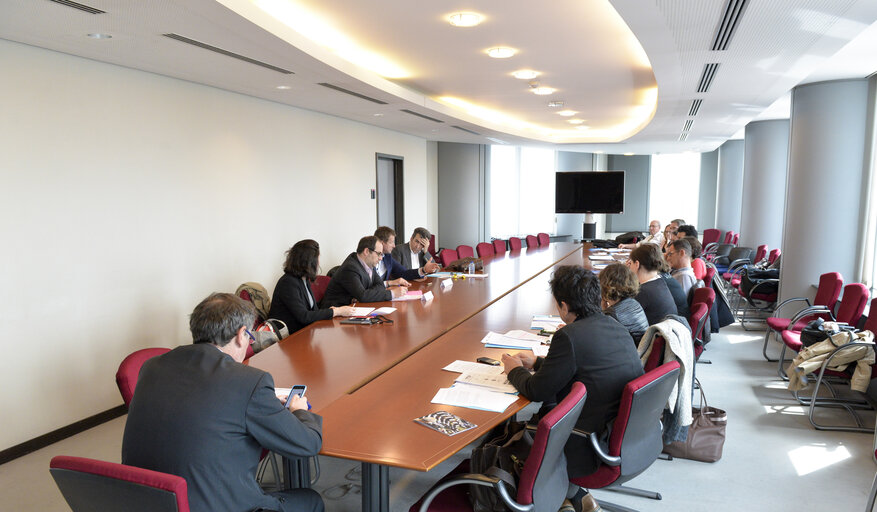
[0,39,432,450]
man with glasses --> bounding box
[391,227,440,275]
[122,293,325,512]
[666,238,698,296]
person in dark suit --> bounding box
[268,239,355,333]
[122,293,324,512]
[627,243,679,325]
[391,227,439,273]
[502,266,643,512]
[321,236,408,307]
[374,226,426,282]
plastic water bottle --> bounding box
[467,260,475,275]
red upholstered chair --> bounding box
[753,244,768,264]
[525,235,539,248]
[537,232,550,246]
[492,239,507,255]
[50,455,189,512]
[762,272,843,362]
[116,348,171,407]
[702,228,721,250]
[456,245,475,259]
[688,302,710,358]
[690,287,716,361]
[568,362,681,510]
[768,248,781,265]
[508,237,523,251]
[412,382,587,512]
[311,275,330,304]
[778,283,869,378]
[731,233,740,246]
[428,234,438,262]
[438,248,458,267]
[723,231,734,244]
[475,242,494,258]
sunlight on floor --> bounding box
[725,333,762,344]
[763,405,806,415]
[788,443,852,476]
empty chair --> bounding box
[762,271,843,362]
[509,237,523,251]
[438,248,458,267]
[475,242,494,258]
[568,362,681,512]
[723,231,734,244]
[411,382,587,512]
[525,234,539,248]
[688,302,710,352]
[768,248,781,265]
[50,455,189,512]
[731,233,740,245]
[537,232,550,246]
[692,257,707,281]
[702,228,722,249]
[116,348,171,407]
[310,275,331,304]
[690,287,716,361]
[492,239,507,254]
[456,245,475,259]
[428,234,438,262]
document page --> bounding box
[431,386,519,412]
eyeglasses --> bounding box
[245,328,256,344]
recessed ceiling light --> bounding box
[568,119,585,125]
[532,86,556,95]
[512,69,540,80]
[557,110,577,117]
[87,33,112,39]
[275,85,292,90]
[624,152,634,156]
[448,12,483,27]
[486,47,516,59]
[373,113,384,117]
[547,101,564,108]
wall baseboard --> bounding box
[0,405,126,465]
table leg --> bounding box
[361,462,389,512]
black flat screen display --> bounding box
[555,171,625,214]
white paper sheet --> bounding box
[455,372,518,394]
[350,307,375,316]
[431,386,519,412]
[372,307,397,315]
[442,360,504,375]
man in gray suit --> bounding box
[391,227,440,274]
[122,293,324,512]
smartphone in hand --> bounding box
[284,385,307,408]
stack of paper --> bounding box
[530,315,564,331]
[349,307,375,316]
[442,360,504,375]
[431,386,520,413]
[392,290,424,301]
[454,372,517,394]
[481,330,545,350]
[588,254,615,261]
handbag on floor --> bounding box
[468,420,533,512]
[662,379,726,462]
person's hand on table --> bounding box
[391,286,409,298]
[423,261,440,274]
[389,277,410,287]
[515,351,537,370]
[287,394,310,412]
[502,352,524,373]
[331,305,356,317]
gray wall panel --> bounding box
[698,150,719,232]
[741,120,789,251]
[437,142,485,248]
[605,155,651,233]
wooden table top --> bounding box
[316,246,589,471]
[247,243,584,408]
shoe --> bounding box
[558,498,575,512]
[580,493,604,512]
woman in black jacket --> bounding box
[599,262,649,344]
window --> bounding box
[649,153,701,227]
[489,146,555,238]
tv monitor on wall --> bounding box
[555,171,625,214]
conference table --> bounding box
[247,242,592,511]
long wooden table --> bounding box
[247,242,588,511]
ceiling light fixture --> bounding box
[568,119,585,125]
[532,86,556,95]
[547,101,564,108]
[512,69,539,80]
[276,85,292,90]
[87,33,112,39]
[557,110,577,117]
[448,12,483,27]
[486,47,516,59]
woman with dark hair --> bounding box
[268,240,355,333]
[627,244,678,325]
[502,265,644,512]
[599,263,649,343]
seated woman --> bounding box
[627,244,678,325]
[502,266,644,512]
[599,263,649,344]
[660,224,677,253]
[268,240,355,333]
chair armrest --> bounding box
[771,297,812,318]
[728,259,750,271]
[813,340,877,377]
[703,243,718,254]
[570,428,621,466]
[788,305,832,327]
[418,473,533,512]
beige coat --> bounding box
[786,330,875,392]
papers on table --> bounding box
[588,254,616,261]
[431,386,519,413]
[427,272,488,279]
[443,360,503,375]
[481,330,546,351]
[392,290,424,301]
[372,307,397,315]
[455,372,517,394]
[532,345,550,357]
[530,315,564,331]
[350,307,375,316]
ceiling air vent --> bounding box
[683,120,693,132]
[452,125,479,135]
[689,99,703,117]
[400,109,444,123]
[678,132,689,142]
[318,83,387,104]
[711,0,748,51]
[163,34,293,74]
[697,63,720,93]
[47,0,104,14]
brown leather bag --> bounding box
[662,380,726,462]
[446,257,484,272]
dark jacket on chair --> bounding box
[268,272,333,333]
[122,343,323,512]
[321,252,391,307]
[507,313,644,478]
